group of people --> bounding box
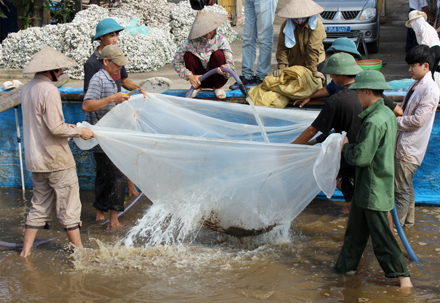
[19,18,147,256]
[15,0,440,290]
[178,0,437,288]
[174,0,328,98]
[290,27,439,289]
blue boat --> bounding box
[1,83,439,206]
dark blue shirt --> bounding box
[326,80,342,95]
[84,47,128,93]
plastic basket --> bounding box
[357,59,382,71]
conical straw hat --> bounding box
[277,0,324,19]
[188,11,228,40]
[23,45,78,74]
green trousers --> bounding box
[334,201,410,278]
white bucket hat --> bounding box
[188,11,228,40]
[405,10,428,28]
[277,0,324,19]
[23,45,77,74]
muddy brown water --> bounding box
[1,187,440,302]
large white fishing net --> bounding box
[75,94,344,244]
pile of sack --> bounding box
[0,0,238,79]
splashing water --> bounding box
[124,202,291,248]
[73,95,342,247]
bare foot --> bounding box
[107,210,123,229]
[96,210,105,222]
[191,88,201,98]
[20,250,31,258]
[127,179,139,197]
[214,88,226,99]
[341,202,351,215]
[73,245,85,253]
[128,187,139,197]
[107,222,123,230]
[399,277,413,288]
[20,228,38,258]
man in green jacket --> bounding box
[335,70,413,288]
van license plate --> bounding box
[326,26,351,33]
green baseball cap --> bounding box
[350,70,392,90]
[100,45,130,66]
[321,53,363,75]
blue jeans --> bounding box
[241,0,278,80]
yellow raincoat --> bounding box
[248,66,323,108]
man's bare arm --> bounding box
[291,126,319,144]
[83,92,129,113]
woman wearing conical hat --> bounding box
[173,11,235,99]
[274,0,326,83]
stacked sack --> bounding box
[0,0,238,79]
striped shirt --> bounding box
[395,72,440,166]
[84,69,118,125]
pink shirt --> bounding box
[21,74,82,172]
[395,72,440,165]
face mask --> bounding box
[293,18,307,24]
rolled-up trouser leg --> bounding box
[365,208,410,278]
[26,167,82,230]
[26,172,57,229]
[334,201,369,273]
[93,153,127,212]
[394,158,418,227]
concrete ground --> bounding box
[0,0,411,90]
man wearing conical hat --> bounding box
[85,18,143,198]
[274,0,326,83]
[336,70,413,288]
[19,46,95,257]
[173,11,235,99]
[292,53,363,214]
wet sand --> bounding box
[1,187,440,302]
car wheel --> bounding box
[367,40,379,53]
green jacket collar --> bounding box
[359,98,384,119]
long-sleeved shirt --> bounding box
[395,72,439,166]
[21,74,82,172]
[410,17,440,47]
[276,18,326,73]
[172,33,235,80]
[343,99,397,211]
